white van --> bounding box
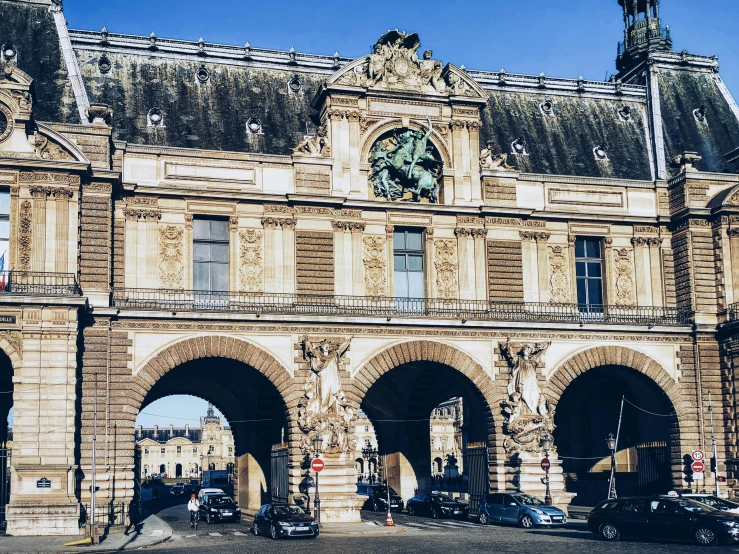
[197,487,225,505]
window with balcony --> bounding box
[193,218,229,293]
[393,229,425,299]
[575,237,604,312]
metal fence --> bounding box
[463,443,489,513]
[271,445,290,505]
[112,288,692,327]
[729,303,739,322]
[0,271,79,296]
[0,448,10,534]
[80,502,128,527]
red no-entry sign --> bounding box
[311,458,325,473]
[691,460,705,473]
[541,458,551,471]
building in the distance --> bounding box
[135,404,235,479]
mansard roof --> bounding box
[2,0,739,181]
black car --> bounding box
[356,484,404,512]
[251,503,319,539]
[406,493,469,519]
[588,495,739,546]
[199,493,241,524]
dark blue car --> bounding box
[477,492,567,528]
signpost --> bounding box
[541,458,551,471]
[692,460,705,473]
[311,458,324,525]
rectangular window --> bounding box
[0,190,8,271]
[161,447,166,455]
[176,446,182,456]
[393,229,425,299]
[193,447,198,454]
[575,237,604,312]
[193,218,229,293]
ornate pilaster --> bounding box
[631,237,649,306]
[647,237,665,307]
[363,236,387,297]
[239,229,264,293]
[614,247,637,306]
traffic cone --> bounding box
[384,510,395,527]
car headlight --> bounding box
[441,506,451,512]
[531,508,545,515]
[722,520,739,527]
[276,521,290,526]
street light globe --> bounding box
[540,434,553,453]
[606,433,617,451]
[312,433,323,454]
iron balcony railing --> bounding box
[0,271,80,296]
[729,303,739,322]
[618,26,670,55]
[112,288,692,327]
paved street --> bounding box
[145,492,739,554]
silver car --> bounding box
[683,494,739,515]
[477,492,567,528]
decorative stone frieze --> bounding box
[158,225,184,290]
[548,246,571,303]
[239,229,264,293]
[613,247,636,306]
[362,236,387,297]
[18,200,31,270]
[434,239,458,299]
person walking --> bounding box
[187,493,200,529]
[124,498,141,535]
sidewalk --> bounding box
[0,513,172,553]
[320,520,407,535]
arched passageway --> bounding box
[0,349,12,447]
[137,355,289,510]
[554,365,677,506]
[360,359,493,502]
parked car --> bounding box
[199,493,241,524]
[683,494,739,515]
[184,480,200,494]
[197,487,225,505]
[406,493,469,519]
[170,484,185,496]
[477,492,566,528]
[356,484,404,512]
[588,495,739,546]
[251,503,319,539]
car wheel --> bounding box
[206,513,212,525]
[519,515,534,529]
[270,524,279,540]
[251,524,258,536]
[372,501,380,512]
[600,522,620,541]
[478,512,489,525]
[693,526,718,546]
[408,506,415,516]
[431,508,439,519]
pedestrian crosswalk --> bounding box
[401,519,479,531]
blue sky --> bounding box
[61,0,739,94]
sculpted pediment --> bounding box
[325,31,487,100]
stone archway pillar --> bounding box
[314,454,360,523]
[506,452,575,515]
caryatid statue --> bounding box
[500,340,551,415]
[303,337,351,415]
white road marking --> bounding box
[233,531,246,536]
[185,534,197,538]
[208,532,223,536]
[151,529,163,536]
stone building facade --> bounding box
[0,0,738,535]
[135,404,235,479]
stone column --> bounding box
[631,237,650,306]
[282,219,296,294]
[262,218,278,293]
[425,228,435,298]
[386,225,395,297]
[229,217,239,291]
[53,189,71,273]
[30,186,46,273]
[520,232,539,303]
[468,122,482,202]
[474,229,487,301]
[184,215,194,290]
[347,111,362,195]
[351,223,365,296]
[568,235,578,303]
[124,209,138,288]
[648,237,665,307]
[455,229,472,300]
[332,222,347,296]
[535,233,551,304]
[451,121,468,202]
[729,229,739,306]
[603,237,614,305]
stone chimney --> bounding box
[185,424,189,437]
[170,424,174,438]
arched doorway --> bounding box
[554,365,677,506]
[356,342,495,505]
[175,464,182,478]
[159,464,166,475]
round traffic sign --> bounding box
[311,458,325,472]
[691,460,705,473]
[541,458,551,471]
[691,450,705,462]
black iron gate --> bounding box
[0,447,10,534]
[464,442,489,512]
[271,445,289,504]
[637,440,671,494]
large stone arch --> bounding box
[132,335,294,415]
[352,340,501,498]
[546,344,684,494]
[0,335,22,371]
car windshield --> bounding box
[515,494,545,506]
[208,495,234,506]
[692,496,737,510]
[373,487,399,496]
[431,495,454,503]
[274,505,307,516]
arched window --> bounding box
[159,464,166,474]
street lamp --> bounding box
[606,433,617,499]
[311,433,322,525]
[540,433,553,506]
[362,444,378,483]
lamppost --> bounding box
[540,433,553,505]
[311,433,323,525]
[606,433,617,499]
[362,444,377,483]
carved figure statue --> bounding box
[479,141,513,171]
[501,340,550,415]
[420,50,446,93]
[292,125,330,157]
[304,337,350,415]
[369,116,442,203]
[367,43,391,86]
[499,340,556,455]
[447,72,468,96]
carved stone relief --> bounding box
[362,236,387,297]
[159,225,184,290]
[239,229,264,293]
[613,248,636,306]
[18,200,31,270]
[0,331,23,360]
[548,246,571,303]
[434,239,458,299]
[298,336,355,454]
